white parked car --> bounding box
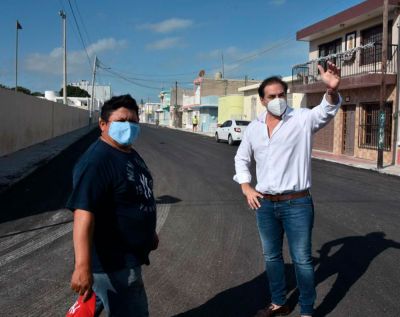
[215,119,251,145]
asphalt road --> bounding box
[0,124,399,316]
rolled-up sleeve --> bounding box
[233,126,253,184]
[307,93,342,133]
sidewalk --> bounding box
[0,125,97,193]
[158,124,215,138]
[312,150,400,177]
[159,123,400,177]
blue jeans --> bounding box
[256,195,316,315]
[93,266,149,317]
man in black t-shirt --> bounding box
[67,95,158,317]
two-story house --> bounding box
[292,0,399,166]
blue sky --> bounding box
[0,0,362,101]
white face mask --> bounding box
[267,98,288,116]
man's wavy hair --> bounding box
[258,76,288,99]
[100,94,139,122]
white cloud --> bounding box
[146,37,182,50]
[138,18,193,33]
[269,0,286,5]
[24,38,127,75]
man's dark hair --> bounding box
[101,94,139,122]
[258,76,288,99]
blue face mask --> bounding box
[108,121,140,146]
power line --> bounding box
[66,0,92,69]
[224,38,294,75]
[97,60,198,78]
[98,67,163,90]
[73,0,92,46]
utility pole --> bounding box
[90,55,97,125]
[174,81,178,127]
[393,20,400,165]
[59,10,67,105]
[221,51,225,79]
[15,20,22,92]
[378,0,389,169]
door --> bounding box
[342,105,356,155]
[224,120,232,140]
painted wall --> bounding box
[241,86,307,121]
[307,86,396,165]
[0,87,94,156]
[218,95,244,124]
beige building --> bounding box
[180,72,258,131]
[292,0,400,165]
[238,76,306,121]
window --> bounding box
[318,38,342,69]
[358,103,392,151]
[226,121,232,127]
[360,21,392,65]
[235,120,250,126]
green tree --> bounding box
[31,91,44,97]
[11,86,31,95]
[59,85,90,97]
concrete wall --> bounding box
[218,95,244,124]
[0,87,94,156]
[200,78,258,97]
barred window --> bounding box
[360,21,392,65]
[358,103,392,151]
[318,38,342,69]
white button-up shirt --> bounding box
[233,94,342,194]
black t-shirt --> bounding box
[66,139,157,273]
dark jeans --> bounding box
[256,195,316,315]
[93,266,149,317]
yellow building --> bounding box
[238,76,306,121]
[217,95,244,124]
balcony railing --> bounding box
[292,43,398,87]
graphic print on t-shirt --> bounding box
[139,174,152,199]
[127,161,135,182]
[126,159,155,213]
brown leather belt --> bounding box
[262,190,310,202]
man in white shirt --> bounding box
[234,62,341,317]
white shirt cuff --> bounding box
[233,173,252,184]
[323,93,342,107]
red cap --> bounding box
[66,293,96,317]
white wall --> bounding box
[0,87,95,156]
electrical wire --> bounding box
[66,0,92,69]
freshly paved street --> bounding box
[0,124,399,316]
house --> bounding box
[158,90,171,126]
[292,0,399,165]
[70,80,112,104]
[180,71,258,132]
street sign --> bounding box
[378,110,385,150]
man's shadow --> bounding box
[175,232,400,317]
[286,232,400,316]
[174,265,297,317]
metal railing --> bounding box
[292,43,398,86]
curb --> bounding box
[0,126,98,193]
